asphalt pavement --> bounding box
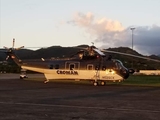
[0,74,160,120]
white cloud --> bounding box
[70,12,94,27]
[96,18,124,31]
[68,12,160,55]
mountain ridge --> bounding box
[0,45,160,70]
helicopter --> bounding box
[3,39,160,86]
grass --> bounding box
[114,75,160,87]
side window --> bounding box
[55,64,59,69]
[49,64,53,69]
[95,65,100,70]
[102,66,106,71]
[70,64,75,70]
[87,64,93,70]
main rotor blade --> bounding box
[3,46,9,50]
[15,46,24,50]
[93,48,106,56]
[74,47,88,50]
[102,49,160,63]
[74,46,107,56]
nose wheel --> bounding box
[93,82,98,86]
[101,81,105,86]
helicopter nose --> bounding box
[128,68,135,74]
[121,69,129,79]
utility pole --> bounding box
[130,27,135,68]
[130,27,135,50]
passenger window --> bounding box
[70,64,75,70]
[55,64,59,69]
[87,65,93,70]
[102,66,106,71]
[95,65,100,70]
[49,64,53,69]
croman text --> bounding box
[57,70,78,75]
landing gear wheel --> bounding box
[101,81,105,86]
[44,79,49,83]
[93,82,98,86]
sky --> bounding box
[0,0,160,55]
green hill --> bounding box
[0,46,160,70]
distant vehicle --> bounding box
[20,69,28,79]
[0,71,6,74]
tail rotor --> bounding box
[4,38,24,60]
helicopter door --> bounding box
[65,62,80,70]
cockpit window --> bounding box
[114,60,124,70]
[113,59,129,79]
[116,62,122,69]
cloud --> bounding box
[71,12,94,27]
[133,25,160,55]
[68,12,160,55]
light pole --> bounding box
[130,27,135,68]
[130,27,135,50]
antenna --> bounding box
[12,38,15,48]
[91,42,94,46]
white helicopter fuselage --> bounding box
[22,65,123,81]
[5,42,130,85]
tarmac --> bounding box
[0,74,160,120]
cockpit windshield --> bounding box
[113,59,126,70]
[113,59,129,79]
